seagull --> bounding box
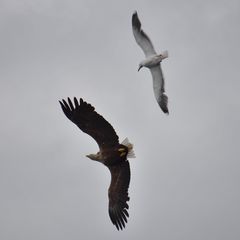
[132,11,169,114]
[59,97,135,230]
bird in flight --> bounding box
[59,97,135,230]
[132,11,169,114]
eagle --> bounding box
[132,11,169,114]
[59,97,135,230]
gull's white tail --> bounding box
[159,50,168,60]
[121,138,136,158]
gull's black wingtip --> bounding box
[132,11,141,29]
[160,105,169,115]
[164,109,169,115]
[132,11,138,20]
[159,93,169,115]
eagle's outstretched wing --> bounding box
[59,97,119,150]
[108,161,130,230]
[132,11,156,57]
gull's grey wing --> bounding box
[150,66,169,114]
[108,161,130,231]
[132,11,156,57]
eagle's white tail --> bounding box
[121,138,136,158]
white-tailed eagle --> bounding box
[59,97,135,230]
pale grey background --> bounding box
[1,0,240,239]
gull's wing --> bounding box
[108,161,130,230]
[132,11,156,57]
[150,66,169,114]
[59,97,119,150]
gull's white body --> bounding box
[132,11,169,114]
[139,52,168,68]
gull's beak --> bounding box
[138,65,142,72]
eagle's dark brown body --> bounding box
[59,97,134,230]
[101,144,128,166]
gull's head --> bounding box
[138,63,143,72]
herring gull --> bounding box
[132,11,169,114]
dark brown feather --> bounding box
[59,97,119,150]
[59,97,132,230]
[108,161,130,230]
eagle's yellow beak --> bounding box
[86,154,96,160]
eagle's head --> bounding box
[86,152,101,162]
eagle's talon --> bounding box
[120,152,126,157]
[118,148,125,152]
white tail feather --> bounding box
[160,50,168,60]
[121,138,136,158]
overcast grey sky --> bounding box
[1,0,240,239]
